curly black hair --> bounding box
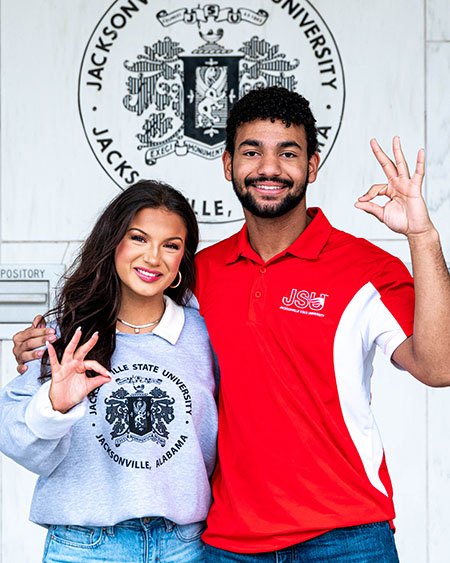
[225,86,318,158]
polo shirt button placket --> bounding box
[248,263,267,323]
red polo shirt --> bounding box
[195,208,414,553]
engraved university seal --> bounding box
[79,0,345,224]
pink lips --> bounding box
[134,267,162,283]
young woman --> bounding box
[0,180,218,563]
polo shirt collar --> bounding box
[225,207,332,264]
[285,208,332,260]
[151,296,185,345]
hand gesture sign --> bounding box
[47,328,111,413]
[355,136,433,238]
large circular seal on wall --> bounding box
[79,0,345,224]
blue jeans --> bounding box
[43,517,205,563]
[204,521,399,563]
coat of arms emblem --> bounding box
[122,6,300,165]
[105,376,175,447]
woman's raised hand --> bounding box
[47,328,111,413]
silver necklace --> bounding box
[117,315,163,333]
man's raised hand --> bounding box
[355,136,434,238]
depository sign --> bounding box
[79,0,345,224]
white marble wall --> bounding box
[0,343,47,563]
[425,2,450,561]
[0,1,449,562]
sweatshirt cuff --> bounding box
[25,380,88,440]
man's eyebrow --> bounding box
[237,140,303,150]
[279,141,303,150]
[238,139,261,149]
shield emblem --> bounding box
[127,396,152,436]
[181,55,242,145]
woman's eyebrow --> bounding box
[127,227,147,235]
[127,228,184,243]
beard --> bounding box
[231,169,309,219]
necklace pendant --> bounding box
[117,310,164,333]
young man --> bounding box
[13,87,450,562]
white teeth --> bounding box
[136,268,159,278]
[254,184,284,190]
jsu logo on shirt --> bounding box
[281,289,328,314]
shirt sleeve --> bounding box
[25,380,87,439]
[0,360,85,476]
[369,255,415,361]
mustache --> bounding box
[244,176,294,188]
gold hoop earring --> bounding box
[170,271,182,289]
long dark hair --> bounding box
[40,179,199,380]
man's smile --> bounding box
[245,176,294,196]
[252,185,287,195]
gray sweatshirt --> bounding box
[0,298,218,527]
